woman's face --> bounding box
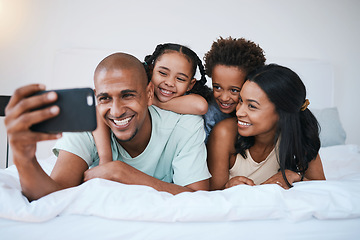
[236,81,279,139]
[211,65,246,114]
[151,51,195,103]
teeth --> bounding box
[221,103,231,106]
[160,88,173,95]
[114,117,132,126]
[238,120,251,126]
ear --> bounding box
[93,89,98,104]
[146,81,154,106]
[187,78,197,91]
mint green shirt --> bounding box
[53,105,211,187]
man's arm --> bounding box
[5,84,88,201]
[84,161,209,194]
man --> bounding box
[5,53,210,201]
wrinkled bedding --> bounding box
[1,144,359,223]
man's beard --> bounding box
[116,128,138,143]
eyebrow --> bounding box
[248,99,260,105]
[212,83,241,89]
[158,66,190,79]
[96,89,137,98]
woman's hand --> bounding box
[261,170,301,189]
[225,176,255,189]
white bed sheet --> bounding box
[1,144,360,239]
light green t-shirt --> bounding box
[53,105,211,187]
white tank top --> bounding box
[229,147,280,185]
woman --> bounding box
[207,64,326,190]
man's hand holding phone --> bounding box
[4,84,62,161]
[4,84,97,162]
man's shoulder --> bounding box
[54,131,95,150]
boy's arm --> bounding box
[92,108,113,164]
[153,94,208,115]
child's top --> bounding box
[203,97,235,143]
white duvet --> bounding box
[1,144,360,223]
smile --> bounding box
[159,88,174,96]
[218,101,233,109]
[113,116,133,126]
[238,120,251,126]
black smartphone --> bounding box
[30,88,97,133]
[0,95,11,116]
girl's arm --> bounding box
[92,108,113,164]
[153,93,208,115]
[206,117,238,190]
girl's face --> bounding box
[211,65,246,114]
[236,81,279,139]
[151,51,196,103]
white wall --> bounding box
[1,0,360,163]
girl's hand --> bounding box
[261,170,301,189]
[225,176,255,189]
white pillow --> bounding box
[311,107,346,147]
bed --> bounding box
[1,143,360,239]
[1,53,359,239]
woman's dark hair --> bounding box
[235,64,320,187]
[204,36,266,78]
[143,43,211,99]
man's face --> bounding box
[94,68,153,143]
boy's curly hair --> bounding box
[204,37,266,77]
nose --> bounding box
[109,99,125,118]
[219,91,231,102]
[236,102,246,117]
[164,77,175,87]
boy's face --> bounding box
[211,65,246,114]
[94,68,153,143]
[151,51,196,103]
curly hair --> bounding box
[204,37,266,78]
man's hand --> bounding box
[4,84,66,201]
[5,84,62,161]
[84,161,209,194]
[83,161,124,182]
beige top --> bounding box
[229,147,280,185]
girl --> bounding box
[207,64,326,190]
[93,43,209,165]
[203,37,266,142]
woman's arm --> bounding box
[92,108,113,164]
[153,94,208,115]
[206,117,238,190]
[303,154,326,180]
[262,154,326,189]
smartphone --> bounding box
[30,88,97,133]
[0,95,10,116]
